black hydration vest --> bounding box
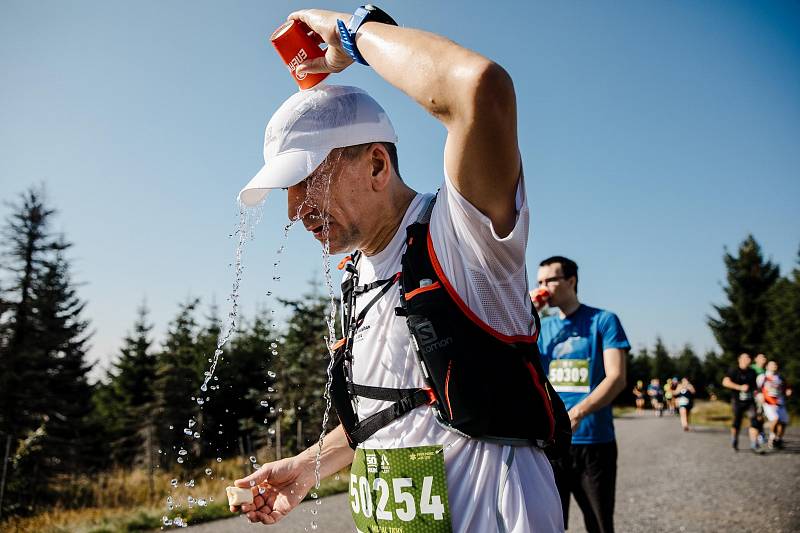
[329,197,571,457]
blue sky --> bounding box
[1,1,798,380]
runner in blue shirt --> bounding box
[534,256,630,533]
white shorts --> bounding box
[763,403,789,424]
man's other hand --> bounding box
[231,455,316,525]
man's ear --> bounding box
[369,144,391,191]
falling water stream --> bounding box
[163,152,343,530]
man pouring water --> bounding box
[231,6,568,531]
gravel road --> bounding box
[187,414,799,532]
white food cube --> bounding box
[226,486,254,506]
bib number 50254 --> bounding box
[350,474,445,522]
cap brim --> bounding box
[238,149,329,207]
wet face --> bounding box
[286,148,373,254]
[536,263,576,308]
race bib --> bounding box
[738,391,753,402]
[549,358,590,393]
[350,445,452,533]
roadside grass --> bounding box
[1,456,349,533]
[688,399,732,428]
[615,400,733,428]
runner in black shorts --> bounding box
[722,353,762,453]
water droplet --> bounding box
[249,480,256,487]
[185,479,195,487]
[200,384,208,392]
[311,521,318,530]
[177,457,184,464]
[267,370,276,378]
[214,375,218,381]
[252,463,261,469]
[198,498,207,507]
[187,496,195,504]
[266,290,272,296]
[205,468,212,475]
[310,492,318,499]
[169,425,174,430]
[271,350,278,355]
[193,432,200,439]
[260,400,269,407]
[170,478,178,487]
[183,428,193,436]
[162,516,173,526]
[258,486,266,495]
[196,398,205,405]
[249,455,257,463]
[216,457,222,462]
[268,387,275,393]
[269,407,276,414]
[316,499,321,506]
[334,474,340,481]
[268,428,276,435]
[311,508,318,515]
[178,448,188,456]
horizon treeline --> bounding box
[1,187,798,519]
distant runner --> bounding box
[722,353,762,453]
[752,353,768,445]
[757,360,793,449]
[632,380,645,415]
[647,378,664,417]
[663,378,674,415]
[675,378,695,432]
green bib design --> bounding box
[349,445,452,532]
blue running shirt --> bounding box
[538,304,630,444]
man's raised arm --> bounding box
[290,8,520,235]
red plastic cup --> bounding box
[530,288,551,307]
[271,20,329,90]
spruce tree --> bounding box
[674,344,704,391]
[650,337,675,381]
[153,299,202,467]
[0,188,95,513]
[102,302,157,468]
[708,235,780,366]
[32,244,97,486]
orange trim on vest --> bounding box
[423,387,438,405]
[337,255,352,271]
[404,281,442,301]
[331,338,346,350]
[425,230,537,345]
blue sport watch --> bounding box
[337,4,397,66]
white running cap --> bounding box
[238,85,398,207]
